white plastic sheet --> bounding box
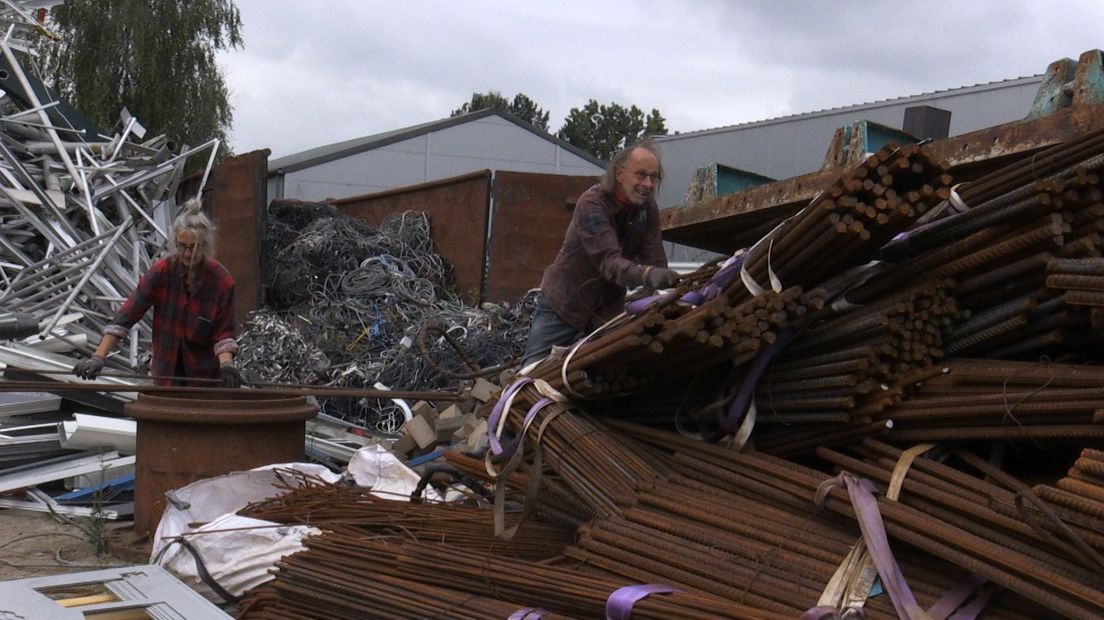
[157,514,319,602]
[151,462,339,602]
[346,443,442,502]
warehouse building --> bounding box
[266,108,604,202]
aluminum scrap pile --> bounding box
[236,200,535,431]
[0,4,218,378]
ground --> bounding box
[0,509,138,581]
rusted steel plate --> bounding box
[486,171,598,304]
[208,150,268,322]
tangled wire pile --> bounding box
[237,201,537,432]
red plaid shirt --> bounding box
[105,257,238,386]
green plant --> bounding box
[82,462,111,556]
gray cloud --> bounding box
[220,0,1104,157]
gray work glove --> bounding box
[73,355,105,380]
[643,267,680,289]
[219,363,243,388]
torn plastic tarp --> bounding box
[157,513,319,603]
[346,443,443,502]
[152,463,339,602]
[152,452,446,602]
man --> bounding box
[73,198,241,387]
[521,138,678,368]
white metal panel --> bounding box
[277,117,602,202]
[282,135,430,201]
[60,413,137,454]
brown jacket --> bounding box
[540,184,668,331]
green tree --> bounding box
[558,100,668,160]
[452,91,550,131]
[40,0,243,156]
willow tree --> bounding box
[40,0,242,155]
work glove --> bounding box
[643,267,680,290]
[73,356,105,380]
[219,363,243,388]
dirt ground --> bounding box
[0,509,139,581]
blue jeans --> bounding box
[521,293,581,368]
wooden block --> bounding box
[458,395,478,415]
[464,429,488,453]
[470,377,498,402]
[451,415,481,444]
[435,415,466,443]
[411,400,439,425]
[391,431,417,456]
[403,414,437,449]
[438,404,462,419]
[451,419,476,442]
[463,419,488,453]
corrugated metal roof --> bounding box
[658,75,1045,142]
[268,108,604,174]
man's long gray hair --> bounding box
[170,197,217,259]
[599,137,664,193]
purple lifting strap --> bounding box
[507,607,546,620]
[801,607,843,620]
[949,587,996,620]
[487,377,533,456]
[626,254,746,315]
[625,293,661,315]
[842,475,926,619]
[605,584,679,620]
[721,327,798,434]
[499,397,553,461]
[929,574,991,620]
[702,254,745,297]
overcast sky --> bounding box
[218,1,1104,159]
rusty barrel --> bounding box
[125,391,317,538]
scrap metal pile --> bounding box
[239,128,1104,619]
[0,7,218,378]
[236,201,533,432]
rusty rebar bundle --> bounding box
[239,129,1104,619]
[857,165,1104,361]
[239,475,575,561]
[490,394,670,517]
[732,142,953,306]
[603,421,1050,619]
[240,534,787,620]
[1044,448,1104,518]
[756,279,958,425]
[866,358,1104,444]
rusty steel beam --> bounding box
[662,101,1104,254]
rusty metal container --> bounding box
[125,391,317,538]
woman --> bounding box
[73,198,241,387]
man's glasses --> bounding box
[177,242,198,252]
[631,170,661,183]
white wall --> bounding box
[277,116,601,201]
